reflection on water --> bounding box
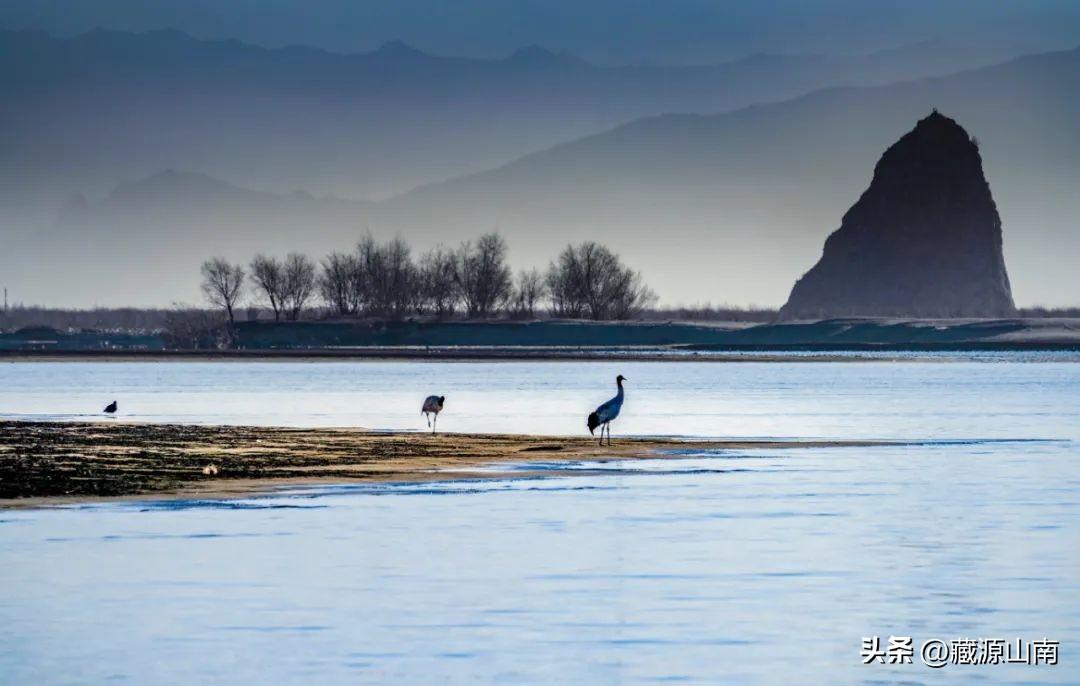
[0,358,1078,684]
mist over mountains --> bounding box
[0,26,1022,211]
[2,27,1078,309]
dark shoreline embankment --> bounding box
[2,318,1078,358]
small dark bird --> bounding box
[421,395,445,433]
[588,375,626,446]
[104,401,118,414]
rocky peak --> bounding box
[778,111,1016,320]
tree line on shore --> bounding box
[199,234,658,336]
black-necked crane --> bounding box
[587,375,626,446]
[103,400,118,414]
[421,395,445,433]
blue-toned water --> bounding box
[1,358,1078,684]
[1,356,1078,438]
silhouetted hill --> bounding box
[779,112,1016,319]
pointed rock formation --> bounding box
[779,111,1016,319]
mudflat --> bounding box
[0,421,885,506]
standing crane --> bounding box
[103,400,118,415]
[421,395,445,433]
[587,375,626,446]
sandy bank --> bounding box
[0,421,886,507]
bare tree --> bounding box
[456,233,512,318]
[318,252,360,316]
[418,245,460,319]
[249,254,286,321]
[354,235,417,318]
[546,246,588,318]
[200,258,245,341]
[382,238,417,318]
[608,266,657,319]
[546,242,655,320]
[509,268,547,319]
[282,253,316,320]
[355,234,385,315]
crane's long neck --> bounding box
[616,378,624,399]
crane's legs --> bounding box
[432,413,437,434]
[598,423,612,446]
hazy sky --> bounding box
[2,0,1080,62]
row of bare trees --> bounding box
[199,234,656,330]
[313,234,517,320]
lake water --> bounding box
[1,357,1078,684]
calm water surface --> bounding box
[1,358,1078,684]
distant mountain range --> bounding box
[5,36,1079,308]
[4,0,1078,64]
[0,27,1026,209]
[20,171,371,308]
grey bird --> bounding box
[587,375,626,446]
[422,395,445,433]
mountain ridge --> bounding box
[0,26,1036,207]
